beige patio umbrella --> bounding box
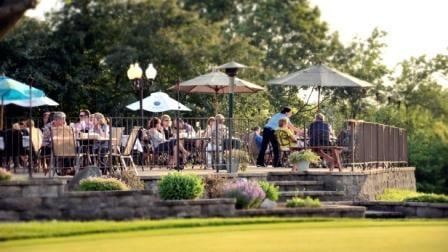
[169,70,264,113]
[268,64,373,111]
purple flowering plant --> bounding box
[223,179,266,209]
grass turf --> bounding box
[0,218,447,252]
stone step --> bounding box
[270,180,324,191]
[279,190,345,202]
[365,210,405,219]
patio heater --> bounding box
[217,61,247,173]
[127,63,157,127]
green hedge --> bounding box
[158,173,204,200]
[78,177,129,191]
[377,189,448,203]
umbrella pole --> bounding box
[176,80,181,171]
[0,96,3,130]
[28,77,33,178]
[213,93,218,115]
[317,86,321,112]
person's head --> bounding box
[215,114,225,124]
[79,109,91,121]
[280,106,292,117]
[161,114,172,128]
[93,113,106,125]
[252,126,260,134]
[12,123,20,131]
[43,111,51,124]
[315,113,324,122]
[149,117,161,130]
[173,118,185,130]
[19,121,26,129]
[207,117,215,127]
[47,112,55,125]
[52,112,66,127]
[278,118,288,128]
[26,119,35,128]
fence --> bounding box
[0,116,408,175]
[0,116,253,175]
[344,120,408,169]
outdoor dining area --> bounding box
[0,62,409,177]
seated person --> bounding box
[40,111,68,173]
[83,113,109,171]
[205,114,228,167]
[74,109,93,134]
[160,114,173,140]
[147,117,190,166]
[308,113,335,146]
[275,118,299,150]
[248,126,263,163]
[174,118,196,137]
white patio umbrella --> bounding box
[4,96,59,107]
[268,64,373,110]
[126,91,191,112]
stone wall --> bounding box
[0,179,65,198]
[309,168,416,201]
[355,201,448,218]
[0,189,236,221]
[142,168,416,202]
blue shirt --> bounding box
[265,113,290,130]
[255,135,263,150]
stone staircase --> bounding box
[267,172,345,202]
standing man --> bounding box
[256,106,299,167]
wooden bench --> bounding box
[290,145,343,172]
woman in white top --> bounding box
[90,112,109,170]
[147,117,189,167]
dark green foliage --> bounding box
[158,173,204,200]
[405,194,448,203]
[78,177,129,191]
[258,181,279,201]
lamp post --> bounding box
[127,63,157,127]
[217,61,247,173]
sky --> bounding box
[26,0,448,69]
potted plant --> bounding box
[288,150,320,171]
[223,149,250,173]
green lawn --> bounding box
[0,218,447,252]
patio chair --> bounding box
[50,126,82,176]
[112,126,139,175]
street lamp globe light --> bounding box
[145,63,157,80]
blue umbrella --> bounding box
[0,76,45,100]
[0,76,46,129]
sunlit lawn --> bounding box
[0,218,447,252]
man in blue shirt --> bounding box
[257,106,299,167]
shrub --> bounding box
[258,181,279,201]
[0,168,12,182]
[204,175,228,198]
[286,196,321,208]
[158,173,204,200]
[111,170,144,190]
[288,150,320,164]
[78,177,129,191]
[405,194,448,203]
[376,189,448,203]
[377,189,423,201]
[223,179,265,209]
